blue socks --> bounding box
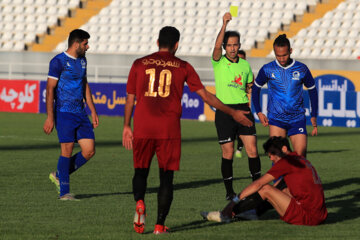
[57,156,70,196]
[57,152,88,196]
[69,152,88,174]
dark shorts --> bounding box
[215,104,256,144]
[55,111,95,143]
[269,118,307,136]
[133,138,181,171]
[281,198,327,226]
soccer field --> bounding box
[0,112,359,240]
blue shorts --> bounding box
[55,111,95,143]
[269,118,307,136]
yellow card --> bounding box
[230,5,238,17]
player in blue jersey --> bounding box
[43,29,99,200]
[252,34,318,157]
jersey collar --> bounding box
[275,58,295,69]
[64,51,77,60]
[224,55,239,63]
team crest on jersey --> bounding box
[271,73,275,78]
[66,62,71,67]
[81,59,86,69]
[292,71,300,80]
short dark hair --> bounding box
[68,29,90,47]
[273,34,290,50]
[238,49,246,58]
[158,26,180,50]
[223,31,240,49]
[263,136,292,157]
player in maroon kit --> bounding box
[122,26,253,234]
[202,136,327,226]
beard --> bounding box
[76,48,86,57]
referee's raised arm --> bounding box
[213,12,232,61]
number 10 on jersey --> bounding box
[145,68,172,98]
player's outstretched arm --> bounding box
[84,79,99,128]
[212,12,232,61]
[43,78,57,135]
[196,88,253,127]
[122,93,135,150]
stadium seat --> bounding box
[68,0,79,8]
[321,48,331,58]
[310,48,321,58]
[240,1,252,9]
[324,39,335,48]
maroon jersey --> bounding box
[127,51,204,139]
[267,152,327,221]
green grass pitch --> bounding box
[0,112,359,239]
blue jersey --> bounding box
[253,59,316,122]
[48,52,87,113]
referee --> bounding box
[212,12,261,200]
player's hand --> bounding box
[246,82,253,94]
[310,117,318,136]
[43,118,54,135]
[91,112,99,128]
[122,125,133,150]
[257,112,269,127]
[233,110,253,127]
[223,12,232,25]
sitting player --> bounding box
[201,136,327,226]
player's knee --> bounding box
[84,148,95,160]
[222,152,234,159]
[258,184,272,198]
[245,145,258,157]
[222,148,234,159]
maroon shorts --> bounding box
[281,198,327,226]
[133,138,181,171]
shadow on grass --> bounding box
[138,220,228,234]
[164,220,226,233]
[75,176,249,199]
[322,177,360,224]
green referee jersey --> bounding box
[212,55,253,104]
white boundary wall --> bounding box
[1,51,360,84]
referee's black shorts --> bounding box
[215,103,256,144]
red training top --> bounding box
[127,51,204,139]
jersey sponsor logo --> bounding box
[142,58,180,68]
[232,75,243,86]
[292,71,300,80]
